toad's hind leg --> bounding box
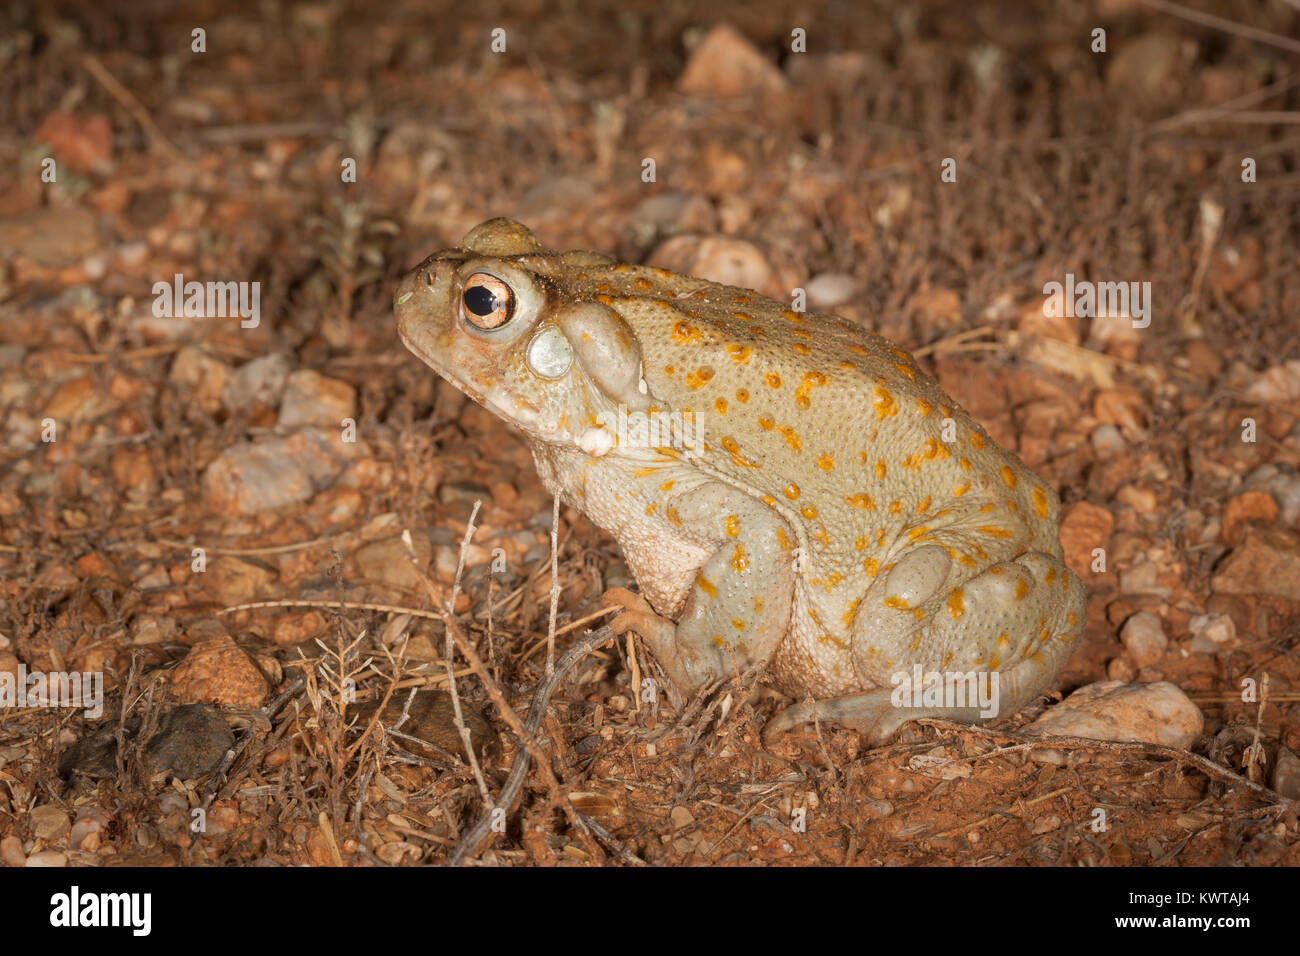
[607,484,797,692]
[767,545,1085,744]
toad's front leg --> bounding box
[604,484,796,691]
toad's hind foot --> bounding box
[765,650,1063,746]
[764,688,986,746]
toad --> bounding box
[395,219,1085,742]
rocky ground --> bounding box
[0,0,1298,866]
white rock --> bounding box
[1024,680,1203,763]
[278,369,357,429]
[1272,747,1300,800]
[806,272,856,309]
[1120,611,1167,667]
[1188,613,1237,647]
[1091,424,1127,455]
[222,353,291,412]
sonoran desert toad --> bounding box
[395,219,1085,742]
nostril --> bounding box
[423,269,435,288]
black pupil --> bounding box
[465,285,499,317]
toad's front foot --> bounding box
[601,586,677,647]
[600,586,722,691]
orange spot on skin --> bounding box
[855,536,869,550]
[664,364,675,376]
[732,618,746,630]
[864,557,880,576]
[845,493,876,510]
[952,481,971,496]
[645,504,658,515]
[758,416,774,430]
[999,465,1018,488]
[842,598,861,627]
[917,398,933,416]
[916,496,931,515]
[784,483,800,500]
[735,389,750,403]
[778,425,801,451]
[726,344,753,364]
[895,363,916,380]
[671,320,701,344]
[725,515,741,537]
[795,371,829,408]
[794,343,810,355]
[660,479,675,490]
[889,500,902,515]
[800,505,818,519]
[979,525,1014,538]
[948,588,965,618]
[1015,578,1029,600]
[765,372,782,389]
[731,545,748,572]
[884,596,909,609]
[1032,486,1049,518]
[872,384,899,420]
[970,433,986,449]
[776,526,792,549]
[697,575,717,597]
[875,459,887,480]
[1045,566,1057,584]
[817,454,834,471]
[686,367,714,389]
[720,437,759,468]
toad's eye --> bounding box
[461,273,515,330]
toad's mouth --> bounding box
[397,330,554,437]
